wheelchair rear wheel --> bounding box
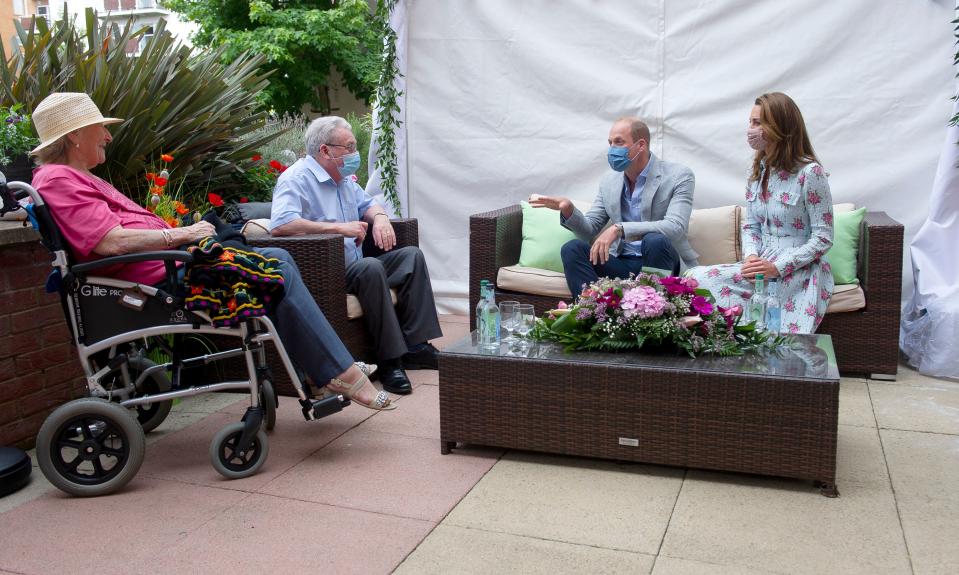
[259,379,277,432]
[36,398,146,497]
[209,422,269,480]
[124,356,174,433]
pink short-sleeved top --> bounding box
[32,164,171,285]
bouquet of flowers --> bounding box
[143,153,222,226]
[530,273,778,357]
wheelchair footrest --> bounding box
[300,395,349,421]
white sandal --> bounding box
[327,373,395,411]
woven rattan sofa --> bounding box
[469,204,903,379]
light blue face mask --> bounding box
[338,151,362,177]
[607,146,635,172]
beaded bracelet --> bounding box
[160,229,173,248]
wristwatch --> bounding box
[615,223,624,238]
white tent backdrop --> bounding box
[398,0,955,314]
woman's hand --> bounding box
[179,221,216,244]
[740,257,779,279]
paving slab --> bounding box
[652,556,786,575]
[395,524,655,575]
[444,451,684,554]
[0,477,248,575]
[891,363,957,388]
[881,428,959,575]
[660,425,910,575]
[140,403,372,491]
[359,382,440,439]
[125,492,433,575]
[838,378,875,428]
[259,428,503,521]
[869,378,959,435]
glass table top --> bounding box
[442,332,840,381]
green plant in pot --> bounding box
[0,104,38,183]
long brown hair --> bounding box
[749,92,819,182]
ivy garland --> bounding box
[373,0,403,214]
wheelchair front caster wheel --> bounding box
[259,379,277,432]
[37,398,145,497]
[209,422,269,480]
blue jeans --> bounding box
[255,247,354,384]
[560,232,679,298]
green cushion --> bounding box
[825,207,866,284]
[518,201,578,273]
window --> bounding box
[35,5,49,24]
[138,26,155,54]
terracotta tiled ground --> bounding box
[2,315,958,575]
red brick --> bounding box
[0,373,44,404]
[15,343,75,374]
[0,357,13,376]
[0,410,48,448]
[41,322,72,346]
[0,331,41,358]
[0,316,9,337]
[19,386,73,418]
[43,360,85,387]
[4,264,51,290]
[11,303,64,334]
[0,286,37,311]
[0,399,17,425]
[0,246,46,267]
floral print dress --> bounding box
[688,162,834,334]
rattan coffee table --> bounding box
[439,334,841,496]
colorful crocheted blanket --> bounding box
[184,237,285,327]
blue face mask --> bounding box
[607,146,634,172]
[337,151,362,177]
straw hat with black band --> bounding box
[30,92,123,155]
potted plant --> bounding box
[0,104,39,184]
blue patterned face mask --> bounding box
[607,146,634,172]
[338,151,361,177]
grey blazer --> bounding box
[562,154,699,268]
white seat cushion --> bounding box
[346,289,399,320]
[497,265,572,299]
[825,283,865,313]
[688,205,740,265]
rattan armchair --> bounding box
[469,205,903,379]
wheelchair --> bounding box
[2,181,351,497]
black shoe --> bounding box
[379,364,413,395]
[402,342,439,370]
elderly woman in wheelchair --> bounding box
[11,93,397,497]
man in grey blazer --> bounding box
[530,117,699,298]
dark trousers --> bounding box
[345,246,443,361]
[560,232,679,298]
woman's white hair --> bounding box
[305,116,351,156]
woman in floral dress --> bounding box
[688,92,834,334]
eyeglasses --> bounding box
[327,143,358,153]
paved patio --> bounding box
[1,314,957,574]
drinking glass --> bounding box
[514,304,535,346]
[499,300,520,343]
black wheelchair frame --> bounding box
[4,181,350,497]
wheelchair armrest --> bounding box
[72,250,194,274]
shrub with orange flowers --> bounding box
[142,153,214,227]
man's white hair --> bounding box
[305,116,351,156]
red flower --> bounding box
[154,177,168,187]
[161,154,174,163]
[145,172,156,182]
[252,154,262,162]
[208,192,224,207]
[239,197,249,203]
[269,160,283,171]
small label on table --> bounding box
[618,437,639,447]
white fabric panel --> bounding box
[901,71,959,379]
[405,0,955,314]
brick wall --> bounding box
[0,228,85,449]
